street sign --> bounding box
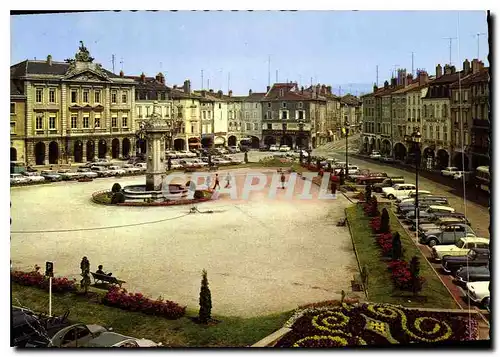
[45,261,54,277]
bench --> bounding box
[90,272,126,287]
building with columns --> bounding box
[10,43,136,166]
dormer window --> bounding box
[282,102,287,108]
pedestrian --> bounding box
[280,171,286,189]
[167,157,172,171]
[224,172,232,188]
[206,175,212,190]
[213,173,220,190]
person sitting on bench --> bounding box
[96,265,112,276]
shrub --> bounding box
[11,270,77,293]
[111,192,125,204]
[193,190,204,199]
[102,286,186,319]
[365,185,372,202]
[112,183,122,193]
[376,232,393,256]
[198,269,212,324]
[369,216,381,233]
[391,232,403,261]
[387,260,412,291]
[409,256,425,295]
[380,208,390,233]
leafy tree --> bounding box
[198,269,212,324]
[112,183,122,193]
[409,256,423,296]
[391,232,402,261]
[80,257,91,294]
[380,208,390,233]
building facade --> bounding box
[170,80,202,150]
[241,90,265,148]
[10,43,136,166]
[10,79,26,163]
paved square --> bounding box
[10,168,359,317]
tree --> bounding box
[112,183,122,193]
[198,269,212,324]
[80,257,91,294]
[368,196,379,217]
[365,185,372,202]
[391,232,402,261]
[380,208,390,233]
[409,256,423,296]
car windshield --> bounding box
[456,240,465,248]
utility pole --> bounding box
[111,54,115,74]
[268,55,271,87]
[474,32,487,59]
[207,79,210,90]
[376,65,379,87]
[201,70,204,90]
[120,58,124,71]
[443,37,457,65]
[276,70,278,83]
[411,52,414,77]
[228,72,230,93]
[392,64,400,79]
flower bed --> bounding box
[102,286,186,319]
[275,303,478,347]
[11,270,77,293]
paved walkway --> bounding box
[11,168,360,317]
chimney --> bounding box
[46,55,52,66]
[301,86,304,94]
[390,78,397,88]
[156,72,165,84]
[450,65,456,74]
[418,71,429,86]
[173,85,177,90]
[436,64,442,77]
[248,89,252,96]
[228,90,232,97]
[217,90,223,98]
[444,64,451,75]
[266,85,270,92]
[463,59,471,73]
[383,80,389,89]
[406,73,413,85]
[183,79,191,94]
[140,72,146,83]
[119,70,124,77]
[209,89,214,93]
[373,84,378,92]
[201,90,206,97]
[327,85,332,94]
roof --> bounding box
[10,79,24,96]
[247,92,266,101]
[430,70,465,85]
[340,94,361,105]
[263,83,310,101]
[374,85,401,97]
[126,75,167,91]
[449,67,489,88]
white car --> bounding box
[165,150,178,158]
[134,163,147,172]
[190,159,208,167]
[122,164,142,174]
[269,144,279,152]
[108,165,126,176]
[334,165,359,175]
[91,166,112,177]
[431,237,490,262]
[10,173,31,184]
[369,151,382,159]
[212,157,232,165]
[279,145,291,152]
[396,190,432,202]
[76,168,98,178]
[93,158,112,167]
[441,166,460,177]
[22,171,46,182]
[169,160,183,170]
[382,183,417,200]
[56,170,81,180]
[464,281,490,308]
[40,170,63,181]
[182,151,197,158]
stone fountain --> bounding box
[122,101,188,202]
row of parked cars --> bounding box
[374,180,490,310]
[12,306,158,348]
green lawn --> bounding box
[12,284,291,347]
[346,204,458,309]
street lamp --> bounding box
[344,106,350,180]
[298,118,305,162]
[412,129,422,237]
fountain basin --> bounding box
[122,184,188,201]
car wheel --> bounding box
[482,297,490,309]
[441,255,450,262]
[428,238,438,247]
[388,194,395,200]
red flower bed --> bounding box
[11,270,77,293]
[102,286,186,319]
[369,217,381,232]
[376,233,393,256]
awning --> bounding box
[189,142,201,147]
[214,136,225,145]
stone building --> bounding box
[261,83,314,149]
[376,79,401,155]
[449,59,489,170]
[10,43,136,166]
[361,88,377,153]
[240,90,265,148]
[340,94,362,136]
[10,78,26,163]
[170,80,202,150]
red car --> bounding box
[355,172,388,185]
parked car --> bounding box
[226,156,243,165]
[40,170,63,182]
[279,145,291,152]
[419,223,476,247]
[41,323,108,348]
[56,169,80,181]
[382,183,417,200]
[369,151,381,159]
[168,159,183,170]
[464,281,490,308]
[452,171,473,182]
[165,150,178,158]
[397,190,432,202]
[93,158,112,167]
[454,265,490,287]
[413,215,471,232]
[22,171,46,182]
[75,168,98,178]
[134,163,147,172]
[122,164,142,174]
[25,166,38,173]
[212,157,232,165]
[108,165,126,176]
[432,237,490,262]
[380,156,396,163]
[228,146,240,153]
[191,158,208,167]
[441,166,460,177]
[91,166,113,177]
[372,177,405,192]
[404,205,455,221]
[183,151,197,158]
[259,145,269,151]
[356,173,389,185]
[442,248,490,275]
[85,331,158,348]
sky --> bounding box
[10,10,489,96]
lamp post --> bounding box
[298,118,305,163]
[412,129,422,238]
[344,105,350,180]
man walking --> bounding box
[213,173,220,190]
[280,171,286,189]
[167,157,172,171]
[224,172,232,188]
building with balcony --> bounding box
[450,60,489,170]
[10,43,136,166]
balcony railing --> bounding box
[472,119,490,129]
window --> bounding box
[267,102,271,108]
[71,115,77,129]
[298,102,303,109]
[281,111,288,120]
[267,111,272,120]
[83,90,89,103]
[417,109,420,121]
[94,116,101,128]
[298,110,304,120]
[83,116,89,128]
[94,90,101,104]
[10,122,15,134]
[245,112,250,119]
[36,88,43,103]
[122,92,127,103]
[255,103,258,108]
[443,104,447,118]
[10,103,15,114]
[49,116,56,129]
[437,127,440,140]
[254,123,258,130]
[282,102,287,108]
[246,123,251,130]
[35,115,43,130]
[203,111,207,120]
[191,125,194,133]
[218,103,221,109]
[253,111,257,119]
[267,123,272,129]
[49,89,56,103]
[280,89,284,96]
[111,117,117,128]
[71,90,78,103]
[111,91,117,104]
